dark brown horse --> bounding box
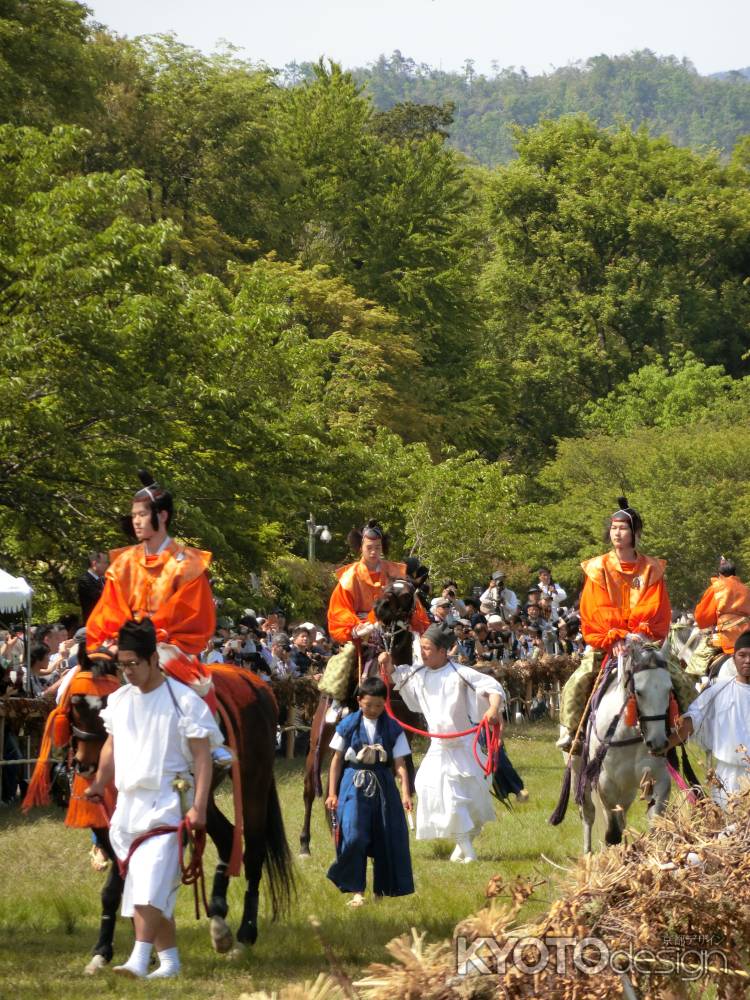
[33,660,294,972]
[299,578,424,857]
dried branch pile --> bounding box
[269,674,321,721]
[353,787,750,1000]
[480,654,579,702]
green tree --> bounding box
[481,117,750,458]
[527,421,750,605]
[0,0,96,126]
[582,352,742,433]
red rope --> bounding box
[115,817,208,920]
[379,665,502,776]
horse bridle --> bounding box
[378,619,410,654]
[600,657,671,748]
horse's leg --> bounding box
[238,763,293,948]
[402,753,416,798]
[578,762,596,854]
[84,828,124,974]
[206,796,235,954]
[647,762,671,822]
[300,700,326,858]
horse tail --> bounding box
[263,775,295,921]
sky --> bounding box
[87,0,749,77]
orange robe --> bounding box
[694,575,750,654]
[86,539,215,655]
[579,552,671,652]
[327,559,430,644]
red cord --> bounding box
[178,817,209,920]
[116,818,208,920]
[380,665,502,776]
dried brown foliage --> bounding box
[352,786,750,999]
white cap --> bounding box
[243,608,256,618]
[487,614,504,625]
[298,621,316,631]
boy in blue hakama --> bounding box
[325,677,414,907]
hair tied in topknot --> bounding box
[138,469,157,490]
[617,496,629,509]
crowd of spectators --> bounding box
[201,608,333,682]
[421,567,585,667]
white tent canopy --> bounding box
[0,568,33,615]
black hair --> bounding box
[87,551,104,567]
[356,676,387,699]
[347,518,391,556]
[30,643,50,667]
[603,496,643,546]
[122,469,174,537]
[718,557,736,577]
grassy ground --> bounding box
[0,720,674,998]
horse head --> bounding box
[373,578,416,665]
[374,578,415,630]
[69,654,121,775]
[623,642,672,754]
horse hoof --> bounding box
[210,915,234,954]
[229,942,246,961]
[84,954,108,975]
[298,850,311,861]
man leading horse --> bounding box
[320,518,430,722]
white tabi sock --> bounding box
[114,939,152,977]
[147,946,181,979]
[457,834,477,862]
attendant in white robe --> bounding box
[380,621,505,863]
[668,630,750,808]
[86,618,221,979]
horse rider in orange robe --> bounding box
[322,519,430,721]
[556,497,695,751]
[86,471,231,766]
[694,556,750,656]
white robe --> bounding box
[100,679,222,917]
[684,677,750,808]
[392,660,504,840]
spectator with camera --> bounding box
[479,571,519,619]
[537,566,567,620]
[452,619,476,664]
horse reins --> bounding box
[377,624,501,777]
[116,817,209,919]
[603,658,676,748]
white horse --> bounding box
[573,642,673,853]
[662,621,735,682]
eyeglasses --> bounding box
[118,659,142,670]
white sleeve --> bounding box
[552,585,567,603]
[177,688,224,748]
[505,590,519,613]
[391,664,423,713]
[392,731,410,758]
[100,703,114,735]
[329,732,346,752]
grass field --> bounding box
[0,720,669,998]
